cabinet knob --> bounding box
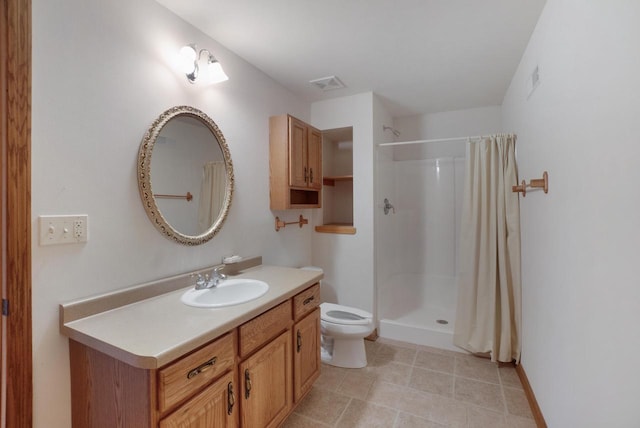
[296,330,302,353]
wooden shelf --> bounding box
[314,224,356,235]
[289,189,319,206]
[322,175,353,186]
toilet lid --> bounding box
[321,303,373,326]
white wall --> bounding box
[32,1,311,426]
[393,105,502,141]
[310,93,389,315]
[502,1,640,426]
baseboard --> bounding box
[515,363,547,428]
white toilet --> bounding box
[300,267,375,369]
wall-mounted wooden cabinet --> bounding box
[270,115,322,209]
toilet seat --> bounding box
[321,303,372,326]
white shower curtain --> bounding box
[453,134,522,363]
[198,161,226,233]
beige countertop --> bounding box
[60,265,322,369]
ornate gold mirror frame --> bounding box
[137,106,234,245]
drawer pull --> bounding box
[227,382,235,415]
[303,296,315,305]
[296,330,302,353]
[186,356,217,379]
[244,369,252,399]
[310,167,314,184]
[304,166,308,183]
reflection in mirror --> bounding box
[138,106,234,245]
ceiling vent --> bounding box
[309,75,346,91]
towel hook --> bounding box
[512,171,548,197]
[383,198,395,215]
[275,215,308,231]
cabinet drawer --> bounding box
[239,300,292,358]
[158,331,235,413]
[293,283,320,321]
[159,370,237,428]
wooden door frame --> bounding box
[1,0,32,426]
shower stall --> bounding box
[375,140,466,351]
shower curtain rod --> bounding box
[378,135,484,147]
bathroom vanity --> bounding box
[60,263,322,428]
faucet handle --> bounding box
[212,265,227,282]
[191,273,206,288]
[213,266,226,277]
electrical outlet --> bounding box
[39,215,88,245]
[73,215,88,242]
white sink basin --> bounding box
[181,279,269,308]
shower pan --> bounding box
[375,140,466,351]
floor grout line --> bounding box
[287,340,535,428]
[333,397,353,427]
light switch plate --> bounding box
[39,215,88,246]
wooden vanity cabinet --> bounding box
[270,114,322,209]
[69,339,157,427]
[69,332,239,428]
[239,331,292,428]
[293,309,320,402]
[158,331,236,413]
[68,283,321,428]
[292,284,321,402]
[159,370,237,428]
[238,300,293,428]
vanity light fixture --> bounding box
[179,44,229,85]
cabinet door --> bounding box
[240,330,292,428]
[288,117,308,188]
[159,370,238,428]
[293,309,321,402]
[306,127,322,190]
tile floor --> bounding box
[281,338,537,428]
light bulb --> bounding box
[178,45,197,75]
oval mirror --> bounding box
[138,106,234,245]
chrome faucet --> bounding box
[193,266,227,290]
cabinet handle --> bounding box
[244,369,252,399]
[186,356,217,379]
[297,330,302,353]
[304,166,308,183]
[303,296,315,305]
[227,382,235,415]
[310,168,314,184]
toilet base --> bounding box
[321,337,367,369]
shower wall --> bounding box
[375,106,502,351]
[376,142,465,350]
